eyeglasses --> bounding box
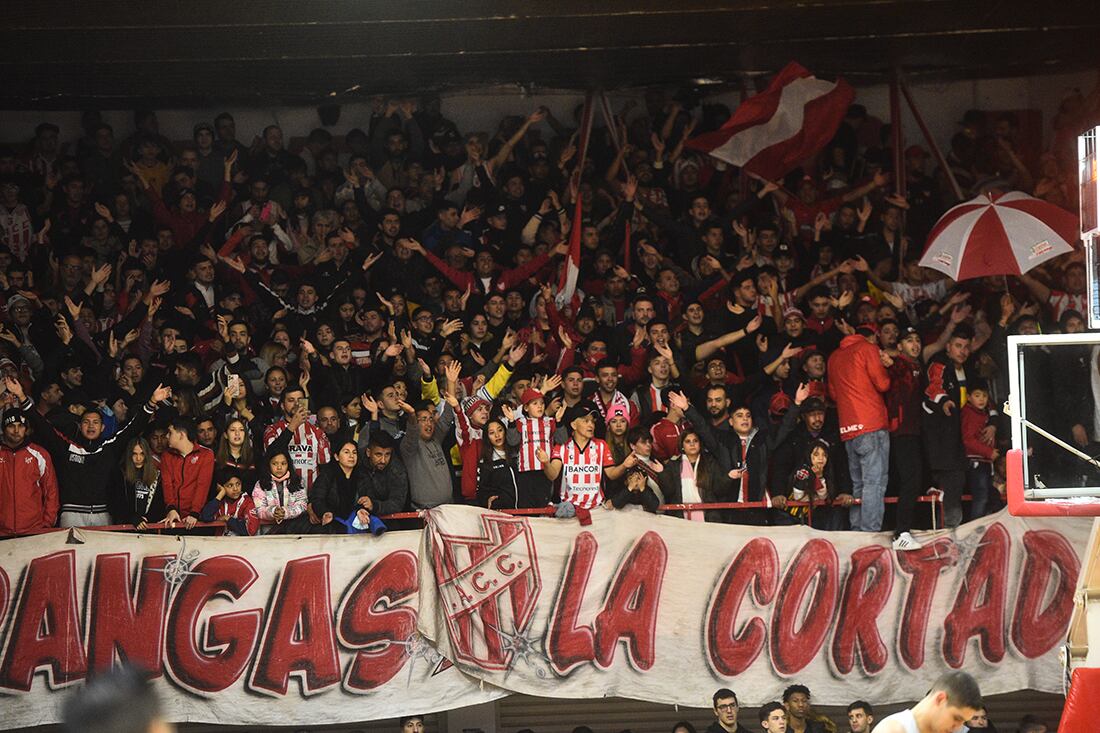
[716,703,738,712]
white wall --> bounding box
[1,70,1093,156]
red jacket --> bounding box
[885,354,924,436]
[160,445,216,517]
[0,441,59,533]
[961,404,996,461]
[827,334,890,441]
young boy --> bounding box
[199,468,254,536]
[961,380,1000,519]
[507,375,563,507]
[759,702,788,733]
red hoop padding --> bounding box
[1006,449,1100,516]
[1062,667,1100,733]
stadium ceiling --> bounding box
[2,1,1097,109]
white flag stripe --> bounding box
[709,76,838,165]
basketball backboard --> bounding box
[1007,332,1100,515]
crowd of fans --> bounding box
[0,79,1097,546]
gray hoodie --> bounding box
[400,404,455,509]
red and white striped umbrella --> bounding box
[919,191,1079,280]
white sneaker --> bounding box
[892,532,922,551]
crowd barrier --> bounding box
[0,493,970,539]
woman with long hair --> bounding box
[249,449,307,535]
[658,429,731,522]
[476,418,520,510]
[780,438,852,530]
[215,417,256,489]
[119,437,164,529]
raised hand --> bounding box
[151,383,172,403]
[746,313,763,333]
[63,295,81,320]
[208,199,227,222]
[95,202,113,222]
[667,390,690,412]
[4,376,25,402]
[507,340,528,366]
[542,373,563,393]
[361,394,379,416]
[795,381,811,405]
[220,255,246,274]
[558,325,576,352]
[443,359,462,387]
[54,316,72,345]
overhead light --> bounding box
[691,77,724,86]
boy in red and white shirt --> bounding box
[538,406,632,509]
[508,383,561,507]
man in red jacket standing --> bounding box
[0,408,58,534]
[827,323,891,531]
[161,417,215,527]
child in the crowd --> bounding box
[249,449,307,535]
[784,438,851,530]
[961,381,1000,519]
[200,468,254,536]
[627,425,665,502]
[507,375,562,507]
[605,464,661,513]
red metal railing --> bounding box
[0,493,969,539]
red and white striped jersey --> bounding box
[552,438,613,509]
[1048,290,1088,321]
[263,419,332,492]
[515,416,556,472]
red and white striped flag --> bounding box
[687,62,854,181]
[556,92,595,310]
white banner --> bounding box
[419,506,1089,707]
[0,509,1088,729]
[0,529,503,730]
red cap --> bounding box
[769,391,793,417]
[520,388,544,406]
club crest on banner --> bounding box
[430,514,541,671]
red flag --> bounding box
[687,62,854,181]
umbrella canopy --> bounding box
[918,191,1080,280]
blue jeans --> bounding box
[845,429,890,531]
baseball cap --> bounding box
[572,405,599,422]
[783,307,805,321]
[520,388,544,406]
[899,326,921,342]
[2,408,25,427]
[775,242,794,259]
[6,293,30,311]
[768,391,793,417]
